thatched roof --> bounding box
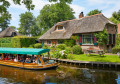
[39,13,116,40]
[0,27,21,38]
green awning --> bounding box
[0,48,50,55]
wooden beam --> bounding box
[38,55,44,65]
[2,53,4,60]
[37,56,38,65]
[48,52,51,59]
[17,54,18,62]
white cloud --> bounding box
[70,4,85,18]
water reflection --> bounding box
[0,65,118,84]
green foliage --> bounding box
[94,29,108,45]
[34,43,42,48]
[12,36,36,48]
[64,39,76,47]
[109,10,120,24]
[109,17,119,24]
[0,0,34,31]
[72,45,82,55]
[87,9,102,16]
[36,3,75,34]
[42,45,49,49]
[0,38,12,47]
[71,36,79,40]
[112,47,120,54]
[65,47,71,54]
[116,34,120,46]
[0,11,11,31]
[9,26,16,30]
[67,54,74,60]
[18,12,35,35]
[48,0,72,4]
[57,44,66,50]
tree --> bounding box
[48,0,72,3]
[18,12,35,36]
[18,12,41,36]
[0,11,11,31]
[9,26,16,30]
[0,0,35,31]
[87,9,102,16]
[109,10,120,24]
[36,3,75,34]
[30,19,41,36]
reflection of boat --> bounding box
[0,48,59,70]
[0,65,58,84]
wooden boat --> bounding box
[0,48,59,70]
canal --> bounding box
[0,64,120,84]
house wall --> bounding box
[105,24,116,52]
[76,24,116,52]
[117,23,120,34]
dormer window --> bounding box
[58,26,63,30]
[55,25,64,31]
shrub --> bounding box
[65,47,71,54]
[34,43,42,48]
[57,44,66,50]
[112,47,120,54]
[29,44,34,48]
[42,45,48,49]
[64,39,76,47]
[72,45,82,55]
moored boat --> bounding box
[0,48,59,70]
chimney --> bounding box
[79,12,84,18]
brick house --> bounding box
[118,23,120,34]
[39,13,117,52]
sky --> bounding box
[7,0,120,28]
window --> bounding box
[47,40,51,44]
[82,34,94,44]
[58,40,64,44]
[58,26,63,30]
[11,32,17,37]
[55,25,64,31]
[107,25,109,30]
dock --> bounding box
[48,58,120,69]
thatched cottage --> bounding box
[39,13,117,52]
[0,27,21,38]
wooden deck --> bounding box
[48,58,120,69]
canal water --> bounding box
[0,64,120,84]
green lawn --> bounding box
[68,54,120,63]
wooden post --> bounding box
[37,56,38,65]
[2,53,4,60]
[48,52,51,59]
[38,55,44,65]
[17,54,19,62]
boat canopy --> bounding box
[0,48,50,55]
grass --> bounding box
[67,54,120,63]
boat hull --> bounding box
[0,60,59,70]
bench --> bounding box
[85,48,105,56]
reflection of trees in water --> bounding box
[57,66,118,84]
[0,65,119,84]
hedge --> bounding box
[0,36,37,48]
[112,47,120,54]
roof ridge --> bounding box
[57,13,103,24]
[81,13,103,19]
